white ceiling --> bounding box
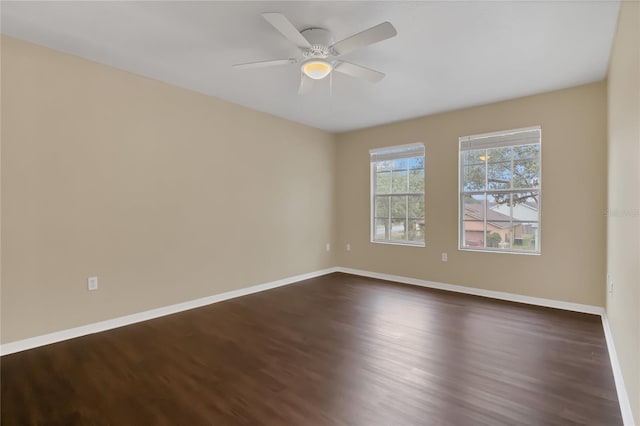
[1,1,620,133]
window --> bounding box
[459,126,541,254]
[371,143,425,246]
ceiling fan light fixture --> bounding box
[302,60,332,80]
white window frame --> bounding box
[370,143,425,247]
[458,126,542,255]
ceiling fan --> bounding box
[233,13,397,94]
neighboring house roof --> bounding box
[464,203,512,229]
[490,201,539,222]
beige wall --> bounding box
[1,36,337,343]
[606,1,640,422]
[336,82,607,306]
[0,29,620,373]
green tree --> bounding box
[487,232,502,248]
[463,145,540,208]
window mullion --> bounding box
[484,150,488,249]
[510,148,514,248]
[372,167,376,241]
[405,195,409,241]
[405,165,409,241]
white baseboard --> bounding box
[601,313,636,426]
[335,267,604,315]
[0,267,339,356]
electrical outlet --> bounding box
[346,243,351,251]
[88,276,98,291]
[441,252,448,262]
[326,243,331,252]
[607,273,613,295]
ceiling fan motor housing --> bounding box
[301,28,333,58]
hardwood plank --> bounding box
[1,273,622,425]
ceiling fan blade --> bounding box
[330,22,397,56]
[232,58,296,70]
[298,73,314,95]
[334,61,385,83]
[262,12,311,49]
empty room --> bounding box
[1,1,638,425]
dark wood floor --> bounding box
[1,273,622,425]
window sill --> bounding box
[372,240,426,248]
[458,247,540,256]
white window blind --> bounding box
[370,143,425,162]
[460,126,541,151]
